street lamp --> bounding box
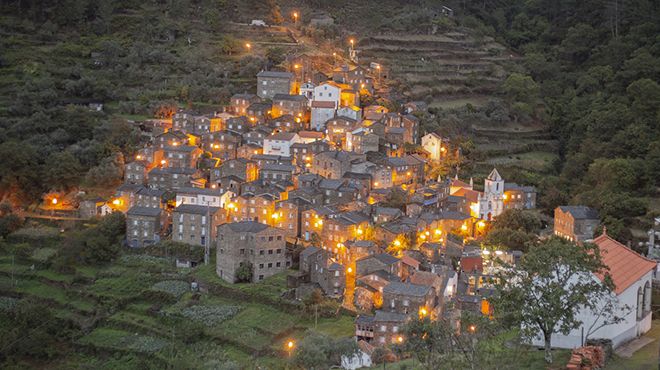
[468,324,477,333]
[245,43,251,51]
[51,198,58,205]
[293,11,298,24]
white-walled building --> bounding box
[263,132,301,156]
[175,187,223,208]
[421,132,445,162]
[311,101,336,131]
[313,82,341,108]
[531,231,657,349]
[478,168,504,220]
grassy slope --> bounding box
[0,240,355,369]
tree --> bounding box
[235,261,253,282]
[492,237,614,363]
[292,331,358,369]
[267,0,284,25]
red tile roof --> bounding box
[311,101,336,109]
[453,188,481,204]
[593,232,657,295]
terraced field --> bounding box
[0,238,355,369]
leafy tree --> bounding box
[492,237,614,363]
[292,331,358,369]
[235,261,253,282]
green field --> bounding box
[0,239,355,369]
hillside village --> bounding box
[1,1,659,369]
[31,22,658,368]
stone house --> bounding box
[311,151,355,180]
[356,310,408,346]
[230,93,260,115]
[216,221,288,283]
[225,116,250,134]
[270,114,303,133]
[259,163,296,182]
[232,194,276,223]
[237,143,263,160]
[147,167,201,190]
[154,130,189,150]
[291,140,330,169]
[382,281,435,315]
[243,127,272,146]
[346,130,379,154]
[247,102,272,125]
[257,71,294,99]
[126,206,162,248]
[135,187,165,209]
[504,183,537,210]
[273,199,299,237]
[203,130,242,161]
[172,204,224,247]
[213,158,258,183]
[272,94,308,120]
[125,160,149,185]
[163,145,202,168]
[356,253,402,279]
[326,116,358,145]
[554,206,600,243]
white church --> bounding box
[477,168,505,220]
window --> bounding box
[277,236,282,240]
[268,250,273,255]
[259,263,264,269]
[276,262,281,267]
[240,249,245,255]
[380,325,386,332]
[268,263,273,268]
[260,250,264,255]
[276,249,282,254]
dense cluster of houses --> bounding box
[73,56,656,355]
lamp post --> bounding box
[293,11,298,25]
[245,42,251,52]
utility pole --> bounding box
[205,201,211,265]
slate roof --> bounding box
[383,282,431,297]
[267,132,298,141]
[300,246,322,260]
[127,206,161,217]
[177,187,222,196]
[224,221,270,233]
[174,204,221,215]
[257,71,294,79]
[559,206,599,220]
[373,310,408,323]
[273,94,307,102]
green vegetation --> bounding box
[0,217,356,368]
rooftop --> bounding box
[383,281,431,297]
[257,70,293,79]
[558,205,599,220]
[594,232,657,294]
[223,221,271,233]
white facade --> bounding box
[311,107,336,131]
[263,133,301,156]
[341,350,372,370]
[300,82,315,106]
[313,83,341,108]
[176,191,222,208]
[478,168,504,220]
[337,106,362,121]
[531,270,653,349]
[421,133,444,162]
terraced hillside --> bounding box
[359,31,558,177]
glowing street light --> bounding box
[419,307,428,318]
[397,336,404,343]
[245,43,251,51]
[51,198,58,205]
[347,267,353,273]
[292,11,298,24]
[468,325,477,333]
[112,199,121,206]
